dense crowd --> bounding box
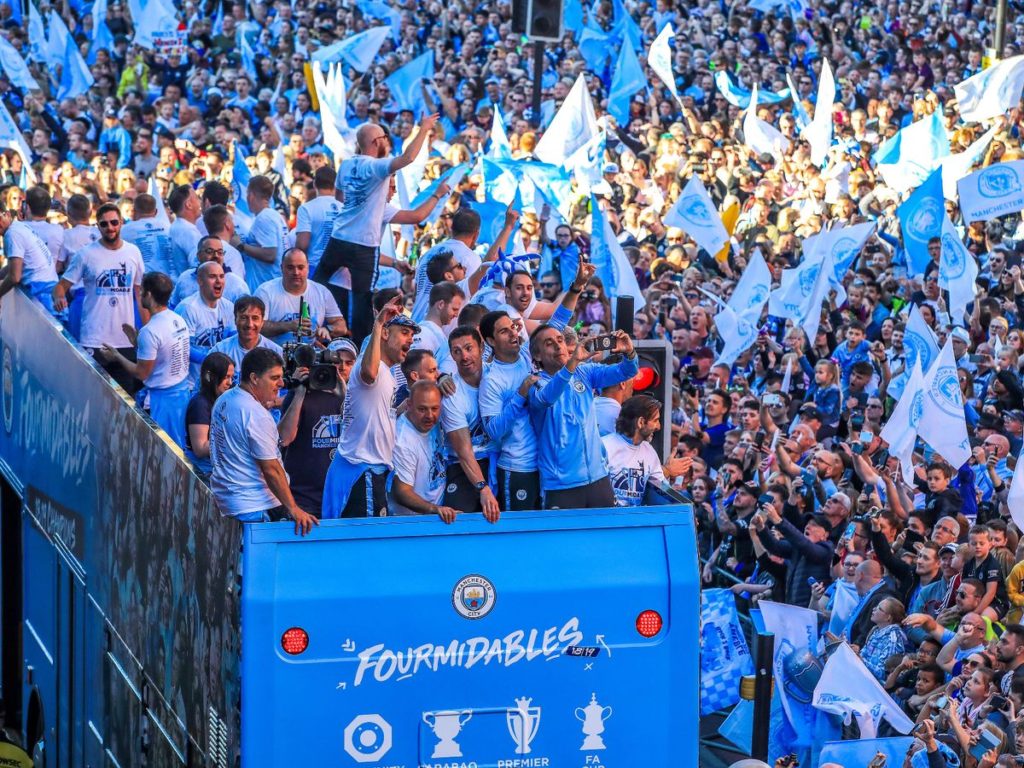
[7,0,1024,764]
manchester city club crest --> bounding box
[941,233,966,278]
[680,195,712,224]
[799,265,820,297]
[929,367,963,418]
[978,164,1021,198]
[452,574,496,619]
[906,199,942,241]
[830,236,860,267]
[909,390,925,429]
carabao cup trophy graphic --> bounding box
[422,710,472,758]
[506,697,541,754]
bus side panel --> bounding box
[22,517,57,764]
[666,524,700,768]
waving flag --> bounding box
[938,213,979,323]
[231,145,254,233]
[488,107,512,159]
[743,85,790,158]
[0,37,40,91]
[1008,449,1024,531]
[28,2,48,64]
[768,250,834,343]
[590,196,644,313]
[649,23,679,101]
[239,30,258,80]
[786,73,811,130]
[954,54,1024,123]
[148,175,171,228]
[57,33,95,99]
[728,248,772,319]
[313,25,390,71]
[565,129,606,196]
[131,0,179,49]
[383,50,434,115]
[607,32,646,126]
[410,162,469,226]
[800,58,834,166]
[699,589,754,715]
[939,124,997,200]
[957,159,1024,222]
[535,74,599,166]
[664,175,729,255]
[917,338,971,468]
[577,24,613,73]
[874,111,949,194]
[814,643,914,738]
[715,71,790,108]
[890,302,940,401]
[714,301,761,366]
[0,100,36,184]
[897,167,944,276]
[881,358,925,485]
[356,0,402,42]
[819,738,916,768]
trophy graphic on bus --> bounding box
[422,710,472,758]
[575,693,613,750]
[506,697,541,754]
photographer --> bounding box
[755,500,835,607]
[278,338,357,517]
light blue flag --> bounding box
[648,23,679,102]
[874,111,950,194]
[889,302,940,402]
[664,175,729,255]
[0,99,36,184]
[27,2,47,64]
[212,0,224,35]
[577,25,612,72]
[563,0,584,35]
[612,13,642,52]
[728,248,772,319]
[488,108,512,159]
[357,0,402,42]
[714,71,790,108]
[47,10,72,69]
[534,73,599,166]
[897,167,944,276]
[313,25,390,71]
[786,73,811,130]
[607,36,645,126]
[0,37,39,90]
[231,146,253,232]
[89,21,116,64]
[819,738,916,768]
[1,0,20,25]
[410,162,469,225]
[57,32,95,100]
[239,30,258,80]
[590,195,644,318]
[383,50,433,114]
[699,589,754,715]
[881,357,926,485]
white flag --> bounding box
[727,248,772,319]
[938,213,979,323]
[147,175,171,228]
[712,301,760,367]
[768,251,834,343]
[814,643,915,738]
[535,74,599,165]
[663,175,729,255]
[939,125,997,200]
[1008,451,1024,532]
[0,38,39,91]
[880,358,925,486]
[957,160,1024,223]
[312,25,390,71]
[648,23,679,101]
[917,338,971,469]
[800,58,835,166]
[954,54,1024,123]
[742,85,790,158]
[0,100,36,184]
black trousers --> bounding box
[87,346,138,394]
[444,458,490,512]
[497,469,541,511]
[341,469,389,518]
[543,477,615,510]
[312,237,378,346]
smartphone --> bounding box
[935,695,948,709]
[843,521,856,540]
[990,694,1008,710]
[585,334,615,354]
[757,494,773,507]
[764,393,782,407]
[969,353,986,363]
[968,724,1003,760]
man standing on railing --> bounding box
[98,273,191,448]
[52,203,149,393]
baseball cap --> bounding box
[386,315,421,334]
[602,162,619,174]
[104,107,118,119]
[950,327,970,344]
[1003,409,1024,423]
[798,404,823,421]
[206,87,224,99]
[808,514,833,534]
[939,543,958,556]
[735,481,759,497]
[327,338,357,357]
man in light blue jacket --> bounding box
[528,328,639,509]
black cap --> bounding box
[808,514,833,534]
[798,404,823,421]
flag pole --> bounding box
[995,0,1007,59]
[530,39,545,129]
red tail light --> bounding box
[636,610,663,638]
[281,627,309,655]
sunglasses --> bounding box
[97,219,120,229]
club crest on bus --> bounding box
[453,574,496,619]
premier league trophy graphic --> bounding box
[575,693,613,750]
[506,697,541,754]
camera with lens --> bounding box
[684,363,700,378]
[282,342,343,391]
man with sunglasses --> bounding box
[53,203,148,393]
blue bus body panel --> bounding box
[242,508,698,766]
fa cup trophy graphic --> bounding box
[575,693,613,750]
[506,697,541,754]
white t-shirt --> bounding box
[390,415,447,515]
[440,373,494,461]
[412,319,448,358]
[210,386,282,516]
[24,220,64,267]
[209,334,283,383]
[61,224,99,264]
[222,241,246,282]
[169,217,202,276]
[602,433,666,507]
[338,357,397,466]
[330,155,393,247]
[243,207,289,290]
[174,293,236,383]
[121,217,172,275]
[135,309,191,389]
[295,194,341,271]
[61,240,144,348]
[412,239,481,322]
[5,220,57,286]
[254,278,342,344]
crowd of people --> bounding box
[7,0,1024,764]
